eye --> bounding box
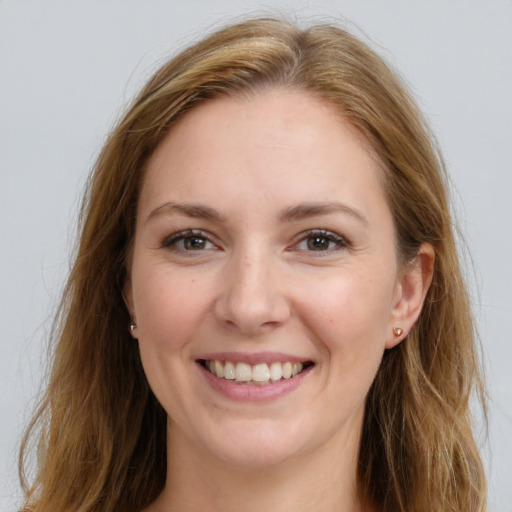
[294,230,348,253]
[162,230,216,252]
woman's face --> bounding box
[125,89,414,468]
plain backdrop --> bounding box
[1,1,511,510]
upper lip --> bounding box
[196,351,313,365]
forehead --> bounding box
[158,88,378,159]
[139,89,388,221]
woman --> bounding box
[19,17,486,512]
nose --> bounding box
[214,247,291,335]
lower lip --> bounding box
[198,363,313,402]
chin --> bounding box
[198,422,306,469]
[211,444,297,470]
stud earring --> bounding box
[129,321,137,333]
[393,327,403,337]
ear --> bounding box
[386,243,435,349]
[122,274,138,339]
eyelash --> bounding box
[161,229,215,252]
[292,229,349,254]
[161,228,349,255]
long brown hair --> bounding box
[20,17,486,511]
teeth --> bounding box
[214,360,224,378]
[269,362,282,381]
[252,363,270,382]
[282,362,292,379]
[223,361,235,380]
[204,360,307,384]
[235,362,252,382]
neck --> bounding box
[145,419,373,512]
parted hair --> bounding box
[20,17,486,512]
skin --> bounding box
[125,89,434,512]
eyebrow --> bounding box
[146,202,225,223]
[146,200,368,226]
[278,201,369,226]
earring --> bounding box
[129,321,137,333]
[393,327,403,337]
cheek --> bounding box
[298,268,395,367]
[133,265,212,353]
[132,268,214,413]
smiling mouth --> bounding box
[199,359,313,385]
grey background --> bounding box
[1,1,511,510]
